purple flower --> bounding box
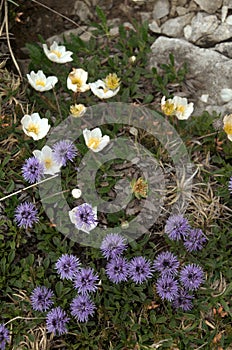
[14,201,39,229]
[73,267,99,294]
[228,176,232,194]
[46,306,70,335]
[128,256,153,284]
[30,286,54,312]
[70,294,96,322]
[52,140,77,166]
[0,324,10,350]
[69,203,98,233]
[100,233,127,260]
[154,251,179,277]
[165,214,190,241]
[172,289,194,311]
[180,264,204,291]
[106,256,129,283]
[22,156,45,183]
[55,254,80,280]
[156,276,179,301]
[184,228,207,252]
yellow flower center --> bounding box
[70,104,85,117]
[35,79,46,87]
[161,101,175,116]
[50,50,62,58]
[27,123,40,135]
[44,158,52,169]
[176,105,186,114]
[224,122,232,135]
[70,76,83,88]
[87,137,101,150]
[131,178,148,198]
[104,73,120,90]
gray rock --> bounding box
[153,0,170,19]
[149,20,161,33]
[183,12,220,45]
[73,1,93,22]
[161,13,194,37]
[194,0,223,14]
[149,36,232,115]
[214,42,232,58]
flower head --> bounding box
[73,267,99,294]
[21,113,51,140]
[69,203,98,233]
[52,140,78,166]
[164,214,190,241]
[180,264,204,291]
[229,176,232,194]
[70,103,86,117]
[100,233,127,260]
[14,201,38,229]
[55,254,80,280]
[153,251,179,277]
[183,228,207,252]
[172,96,194,120]
[104,73,120,90]
[33,145,62,175]
[223,114,232,141]
[83,128,110,152]
[30,286,54,312]
[106,256,129,283]
[89,80,119,99]
[131,177,148,199]
[0,324,10,350]
[27,70,58,91]
[161,96,176,116]
[128,256,153,284]
[156,275,179,301]
[46,307,70,335]
[70,294,96,322]
[22,156,45,184]
[67,68,89,93]
[42,41,73,63]
[172,289,194,311]
[71,188,82,198]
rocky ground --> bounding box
[3,0,232,115]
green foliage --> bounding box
[0,6,232,350]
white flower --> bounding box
[220,88,232,102]
[27,70,58,91]
[33,145,61,175]
[42,41,73,64]
[71,188,82,198]
[21,113,51,140]
[89,80,120,99]
[67,68,89,93]
[70,103,86,117]
[69,204,98,233]
[83,128,110,152]
[223,114,232,141]
[161,96,176,116]
[172,96,194,120]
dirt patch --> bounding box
[8,0,145,60]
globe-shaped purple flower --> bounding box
[70,294,96,322]
[100,233,127,260]
[46,307,70,335]
[154,251,179,277]
[0,324,10,350]
[14,201,39,229]
[156,276,179,301]
[52,139,78,166]
[128,256,153,284]
[165,214,190,240]
[106,256,129,283]
[184,228,207,252]
[180,264,204,291]
[73,267,99,294]
[22,156,45,183]
[30,286,54,312]
[55,254,80,280]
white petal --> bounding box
[220,88,232,102]
[21,114,31,128]
[93,135,110,152]
[83,129,91,144]
[90,128,102,139]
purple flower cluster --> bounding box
[46,307,70,335]
[165,214,207,252]
[154,250,204,310]
[52,140,78,166]
[30,286,54,312]
[0,324,10,350]
[22,156,45,183]
[101,233,153,285]
[55,254,80,280]
[14,201,39,229]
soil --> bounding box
[8,0,146,60]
